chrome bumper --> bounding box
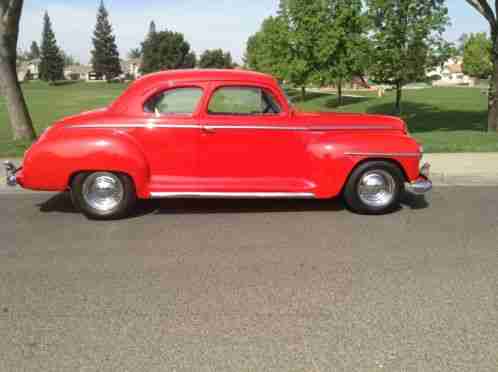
[4,161,19,187]
[406,163,432,195]
[406,178,432,195]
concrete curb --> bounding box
[424,153,498,187]
[2,155,498,193]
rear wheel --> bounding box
[343,161,405,215]
[71,172,137,220]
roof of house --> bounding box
[65,65,92,74]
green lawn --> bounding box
[1,81,497,156]
[291,87,498,153]
[0,81,127,157]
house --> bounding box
[427,57,474,86]
[62,58,142,82]
[17,59,41,81]
[64,65,107,82]
[64,65,93,81]
[120,58,142,80]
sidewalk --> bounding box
[2,154,498,191]
[425,153,498,186]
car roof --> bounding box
[110,69,282,114]
[135,69,278,85]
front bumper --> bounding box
[406,162,432,195]
[4,161,21,187]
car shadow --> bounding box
[286,90,374,109]
[38,191,429,218]
[401,191,430,210]
[366,101,488,133]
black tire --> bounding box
[71,172,137,220]
[343,161,405,215]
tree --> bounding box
[91,0,121,81]
[464,0,498,131]
[457,34,470,55]
[317,0,368,105]
[283,0,330,99]
[463,33,493,79]
[61,51,78,66]
[0,0,36,140]
[198,49,233,69]
[366,0,450,113]
[245,0,329,100]
[29,41,40,59]
[141,29,196,73]
[183,51,197,69]
[128,48,141,59]
[244,16,291,80]
[39,11,65,83]
[148,21,156,38]
[246,0,369,101]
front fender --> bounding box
[23,128,151,198]
[308,133,422,198]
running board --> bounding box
[150,192,316,199]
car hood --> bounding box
[293,111,407,132]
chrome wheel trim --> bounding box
[357,170,397,208]
[82,172,124,213]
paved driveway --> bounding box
[0,188,497,371]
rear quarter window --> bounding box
[144,87,203,115]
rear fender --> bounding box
[23,129,151,198]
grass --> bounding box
[0,81,127,157]
[291,87,498,153]
[1,81,497,156]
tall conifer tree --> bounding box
[39,11,64,83]
[91,0,121,80]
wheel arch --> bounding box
[344,157,409,191]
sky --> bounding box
[18,0,489,65]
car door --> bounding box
[131,85,204,193]
[198,83,313,193]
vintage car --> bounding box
[4,69,431,219]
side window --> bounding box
[208,86,281,115]
[144,87,203,115]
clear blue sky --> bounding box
[18,0,489,65]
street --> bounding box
[0,187,497,371]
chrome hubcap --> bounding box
[82,173,124,212]
[357,170,396,208]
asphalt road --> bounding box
[0,188,497,372]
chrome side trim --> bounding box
[309,125,394,131]
[69,124,396,132]
[204,125,392,131]
[69,124,200,129]
[150,192,316,199]
[345,152,422,158]
[207,125,307,131]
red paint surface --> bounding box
[20,69,424,198]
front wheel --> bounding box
[343,161,405,215]
[71,172,137,220]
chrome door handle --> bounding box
[202,125,216,134]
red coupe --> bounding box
[5,69,431,219]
